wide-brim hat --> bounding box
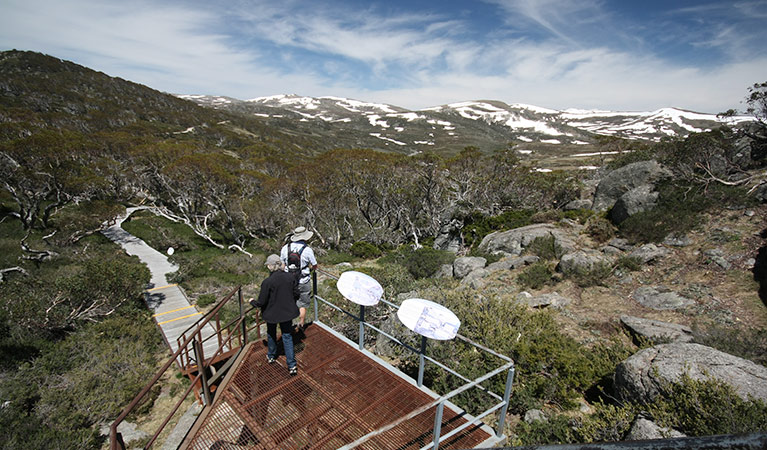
[264,254,282,266]
[290,226,314,242]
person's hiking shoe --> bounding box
[267,356,276,364]
[289,366,298,376]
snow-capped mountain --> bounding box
[178,94,752,155]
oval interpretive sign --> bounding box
[336,271,383,306]
[397,298,460,340]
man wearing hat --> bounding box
[250,254,300,375]
[280,226,318,330]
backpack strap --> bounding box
[296,244,306,270]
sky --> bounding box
[1,0,766,113]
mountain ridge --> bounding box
[179,93,753,158]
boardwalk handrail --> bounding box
[109,285,260,450]
[312,268,516,449]
[174,286,249,371]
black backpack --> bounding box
[286,243,306,273]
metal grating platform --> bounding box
[181,323,493,449]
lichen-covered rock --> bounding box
[557,250,610,276]
[614,343,767,404]
[609,184,659,224]
[593,160,672,211]
[564,199,593,210]
[523,409,547,423]
[486,255,539,272]
[519,292,572,309]
[620,315,694,344]
[632,286,694,310]
[478,223,576,257]
[629,243,669,264]
[625,418,686,441]
[460,268,489,288]
[453,256,486,279]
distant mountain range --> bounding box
[0,49,754,163]
[179,94,753,156]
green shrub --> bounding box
[513,414,577,446]
[418,292,633,416]
[401,247,454,279]
[525,235,565,260]
[462,209,535,248]
[614,255,642,272]
[565,262,613,287]
[196,294,216,308]
[350,241,383,259]
[693,325,767,367]
[513,402,637,446]
[648,373,767,436]
[586,216,615,243]
[562,208,595,224]
[517,262,555,289]
[618,181,754,244]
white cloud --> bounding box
[0,0,764,114]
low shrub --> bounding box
[525,235,565,260]
[418,292,634,416]
[196,293,216,308]
[586,216,616,243]
[401,247,455,279]
[513,402,637,446]
[648,372,767,436]
[462,209,535,248]
[565,262,613,287]
[693,325,767,367]
[356,263,416,299]
[618,181,754,244]
[517,262,555,289]
[614,255,642,272]
[350,241,383,259]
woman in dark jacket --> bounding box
[251,254,300,375]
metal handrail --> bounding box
[313,268,515,449]
[110,285,259,450]
[174,286,244,370]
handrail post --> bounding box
[110,426,126,450]
[358,305,365,350]
[418,336,427,387]
[496,366,515,437]
[194,339,212,405]
[432,400,445,450]
[312,270,318,323]
[239,287,247,346]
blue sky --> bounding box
[1,0,766,113]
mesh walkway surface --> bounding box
[181,324,494,449]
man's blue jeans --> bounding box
[267,321,296,369]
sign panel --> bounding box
[336,271,383,306]
[397,298,460,340]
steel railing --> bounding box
[110,285,260,450]
[311,268,515,450]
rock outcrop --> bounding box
[632,286,694,310]
[557,250,611,276]
[453,256,487,279]
[620,315,694,344]
[593,160,672,212]
[614,343,767,404]
[478,223,577,257]
[625,418,686,440]
[609,184,659,224]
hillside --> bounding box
[0,50,323,156]
[179,93,753,163]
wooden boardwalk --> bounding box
[103,207,218,362]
